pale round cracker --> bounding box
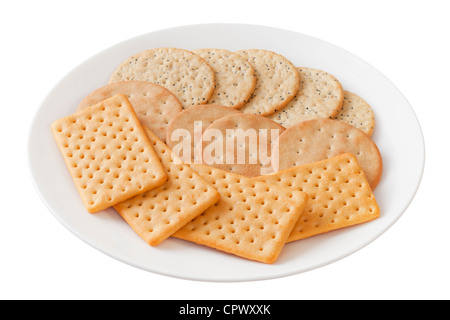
[166,104,242,163]
[77,81,182,142]
[236,49,300,116]
[273,118,382,189]
[268,67,344,127]
[192,49,256,109]
[109,48,216,109]
[201,113,286,177]
[333,90,375,136]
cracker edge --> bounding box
[253,153,381,242]
[174,164,308,264]
[51,94,168,213]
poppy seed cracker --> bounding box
[236,49,300,116]
[109,48,216,110]
[333,90,375,136]
[192,49,256,109]
[269,67,344,127]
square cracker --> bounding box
[173,164,308,264]
[114,128,221,246]
[252,153,380,242]
[51,94,167,213]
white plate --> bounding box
[28,23,425,282]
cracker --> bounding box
[109,48,216,109]
[269,67,344,127]
[236,49,300,116]
[192,49,256,109]
[173,164,308,264]
[113,128,221,246]
[51,94,167,213]
[77,81,182,142]
[253,153,380,242]
[201,113,285,177]
[166,104,241,163]
[273,118,382,189]
[333,90,375,136]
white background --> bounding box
[1,0,448,300]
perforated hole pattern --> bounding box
[51,94,167,213]
[254,153,380,242]
[114,128,220,246]
[174,164,307,263]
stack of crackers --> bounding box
[51,47,382,264]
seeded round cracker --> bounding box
[201,113,286,177]
[192,49,256,109]
[166,104,242,163]
[77,81,182,142]
[236,49,300,116]
[273,118,382,189]
[109,48,216,109]
[333,90,375,136]
[269,67,344,127]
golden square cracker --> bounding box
[274,118,383,189]
[51,94,167,213]
[114,128,221,246]
[173,165,308,264]
[252,153,380,242]
[77,81,183,142]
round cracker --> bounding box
[269,67,344,127]
[77,81,182,142]
[201,113,286,177]
[236,49,300,116]
[333,90,375,136]
[273,118,382,189]
[166,104,242,163]
[192,49,256,109]
[109,48,216,109]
